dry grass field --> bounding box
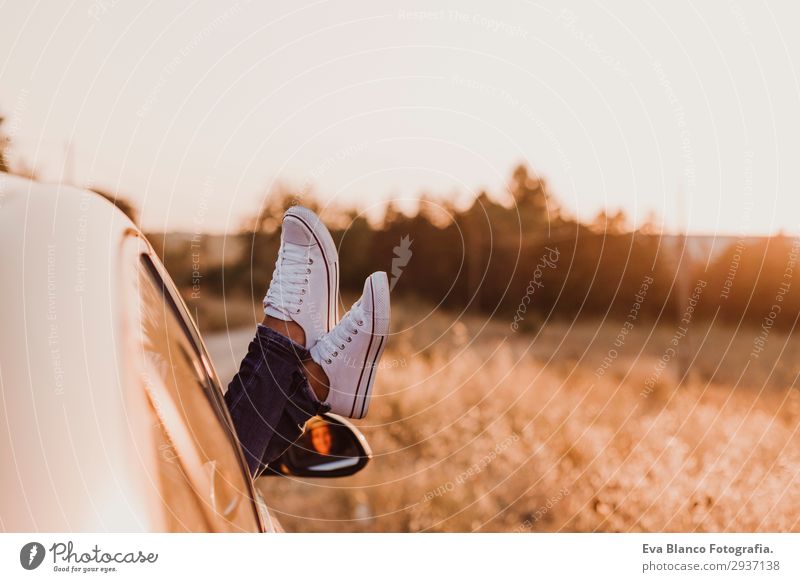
[200,296,800,532]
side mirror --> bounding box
[264,413,372,478]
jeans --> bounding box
[224,325,330,476]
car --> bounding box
[0,173,371,532]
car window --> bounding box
[134,254,259,532]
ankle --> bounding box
[302,359,330,403]
[262,315,328,402]
[262,315,306,346]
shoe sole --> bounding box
[284,206,340,334]
[350,271,390,419]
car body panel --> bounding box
[0,173,270,532]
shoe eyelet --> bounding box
[301,289,306,295]
[340,344,345,350]
[308,258,314,265]
[333,351,338,357]
[357,320,364,327]
[353,329,358,335]
[346,337,352,343]
[306,268,311,274]
[304,278,309,284]
[296,308,301,313]
[298,299,303,305]
[326,359,332,365]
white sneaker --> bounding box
[263,206,339,349]
[310,272,390,419]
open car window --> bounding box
[134,253,259,532]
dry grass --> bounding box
[202,297,800,532]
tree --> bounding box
[591,209,628,235]
[0,112,36,178]
[242,184,298,233]
[0,115,10,173]
[509,163,558,228]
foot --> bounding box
[310,272,391,419]
[263,206,339,349]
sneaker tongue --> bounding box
[282,216,314,247]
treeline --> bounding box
[157,164,800,331]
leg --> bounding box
[260,205,390,419]
[225,206,391,475]
[262,315,331,403]
[224,323,330,477]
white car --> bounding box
[0,173,370,532]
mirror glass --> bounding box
[263,413,372,478]
[285,417,362,472]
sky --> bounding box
[1,0,799,234]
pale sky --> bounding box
[1,0,799,234]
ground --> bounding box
[200,296,800,532]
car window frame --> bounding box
[120,232,265,531]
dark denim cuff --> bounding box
[254,325,330,411]
[225,324,330,476]
[255,324,311,363]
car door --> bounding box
[124,235,265,531]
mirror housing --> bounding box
[263,413,372,478]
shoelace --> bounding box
[264,244,312,317]
[315,300,366,364]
